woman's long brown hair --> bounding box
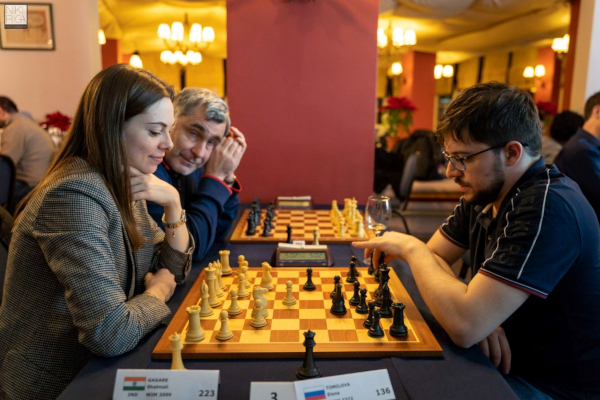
[16,64,174,251]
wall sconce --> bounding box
[98,29,106,45]
[523,64,545,91]
[434,64,454,79]
[551,34,569,58]
[390,62,403,76]
[129,51,143,69]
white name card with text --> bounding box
[293,369,395,400]
[112,369,219,400]
[250,382,297,400]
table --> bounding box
[58,239,517,400]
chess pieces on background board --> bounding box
[296,330,322,380]
[313,227,319,245]
[286,225,293,244]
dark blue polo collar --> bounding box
[578,127,600,149]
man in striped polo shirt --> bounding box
[355,82,600,399]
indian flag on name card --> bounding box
[123,376,146,391]
[304,386,326,400]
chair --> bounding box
[0,205,14,304]
[0,155,15,213]
[391,152,420,234]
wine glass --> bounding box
[363,195,391,265]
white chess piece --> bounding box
[199,281,213,317]
[215,310,233,341]
[205,266,221,308]
[237,255,245,280]
[260,262,274,291]
[220,250,232,276]
[340,219,346,238]
[227,289,242,315]
[169,333,187,370]
[250,299,267,328]
[214,263,225,297]
[186,305,205,342]
[313,227,320,245]
[241,264,251,288]
[282,281,297,306]
[356,220,365,238]
[237,274,249,298]
[252,286,269,318]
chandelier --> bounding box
[377,18,416,57]
[157,13,215,66]
[551,34,570,58]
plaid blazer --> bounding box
[0,158,194,400]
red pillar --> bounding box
[534,47,557,103]
[399,50,436,131]
[101,39,122,70]
[226,0,378,204]
[562,0,580,110]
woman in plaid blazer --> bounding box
[0,65,195,399]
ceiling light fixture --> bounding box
[158,13,214,66]
[129,51,143,69]
[98,29,106,45]
[377,18,416,57]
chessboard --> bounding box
[229,209,376,244]
[152,265,442,360]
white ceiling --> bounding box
[100,0,571,64]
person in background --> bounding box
[550,110,584,146]
[554,92,600,224]
[355,82,600,400]
[0,96,55,204]
[147,88,246,261]
[0,65,194,400]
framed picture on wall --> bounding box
[0,3,55,50]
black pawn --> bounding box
[246,215,256,235]
[286,224,293,244]
[261,219,271,237]
[390,303,408,338]
[330,276,341,298]
[355,288,369,314]
[303,268,316,291]
[346,261,358,283]
[330,284,347,315]
[363,301,376,328]
[367,250,374,275]
[350,255,360,276]
[368,309,385,338]
[254,206,260,226]
[379,282,393,318]
[296,330,322,380]
[374,262,387,299]
[349,281,360,306]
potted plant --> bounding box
[380,96,416,150]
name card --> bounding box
[250,382,296,400]
[293,369,395,400]
[292,240,306,246]
[112,369,219,400]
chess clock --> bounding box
[272,244,334,267]
[276,196,313,210]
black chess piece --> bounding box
[349,281,360,306]
[246,215,256,236]
[355,288,369,314]
[266,215,274,230]
[374,262,387,299]
[261,219,271,237]
[368,309,385,338]
[303,268,316,291]
[286,225,293,244]
[254,206,261,226]
[330,284,347,315]
[367,250,374,276]
[330,276,341,298]
[350,255,360,276]
[390,303,408,337]
[379,282,393,318]
[373,252,386,282]
[376,264,390,307]
[346,261,358,283]
[296,330,322,380]
[363,301,375,328]
[374,265,380,282]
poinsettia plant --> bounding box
[380,96,417,138]
[40,111,72,132]
[536,101,558,131]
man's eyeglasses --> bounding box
[442,142,519,171]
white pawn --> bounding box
[169,332,186,370]
[250,299,267,328]
[356,220,365,238]
[253,286,269,319]
[199,281,213,317]
[227,289,242,316]
[282,281,297,306]
[340,219,346,238]
[313,227,320,246]
[237,274,249,298]
[241,264,251,288]
[215,310,233,341]
[260,262,274,291]
[185,305,205,342]
[213,263,224,298]
[205,266,221,308]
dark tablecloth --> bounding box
[58,239,517,400]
